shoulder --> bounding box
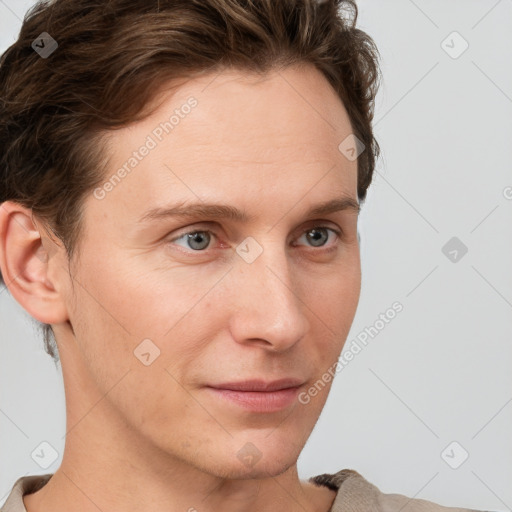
[1,474,53,512]
[309,469,493,512]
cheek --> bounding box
[306,258,361,323]
[304,261,361,367]
[68,243,225,393]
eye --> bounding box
[171,230,215,251]
[294,226,341,248]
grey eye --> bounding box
[297,227,338,248]
[174,231,212,251]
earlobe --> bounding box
[0,201,69,326]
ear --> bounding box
[0,201,70,325]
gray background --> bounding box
[1,0,511,510]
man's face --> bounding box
[58,64,361,478]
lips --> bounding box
[205,378,304,413]
[207,378,304,392]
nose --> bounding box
[226,243,310,352]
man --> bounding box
[0,0,486,510]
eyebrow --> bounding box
[137,195,360,224]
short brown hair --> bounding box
[0,0,381,361]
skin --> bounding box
[0,62,361,512]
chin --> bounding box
[211,455,296,481]
[229,436,303,479]
[180,436,302,481]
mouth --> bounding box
[205,378,304,413]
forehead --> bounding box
[88,64,358,227]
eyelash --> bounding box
[167,224,342,254]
